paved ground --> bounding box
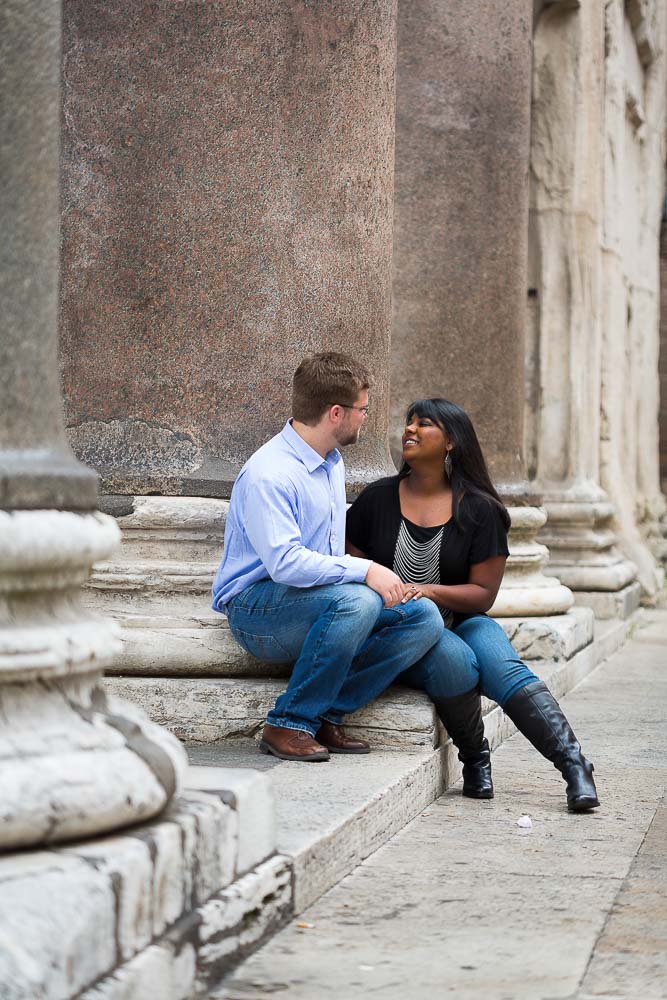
[216,611,667,1000]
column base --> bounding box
[539,489,641,617]
[0,670,187,850]
[498,606,594,663]
[490,506,574,618]
[0,509,187,849]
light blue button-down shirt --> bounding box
[212,420,372,612]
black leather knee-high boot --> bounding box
[433,689,494,799]
[503,680,599,812]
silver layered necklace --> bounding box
[393,519,444,585]
[393,519,453,627]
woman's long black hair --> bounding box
[398,398,511,532]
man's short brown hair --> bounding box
[292,352,371,425]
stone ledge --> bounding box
[0,613,635,999]
[103,677,440,750]
[103,609,595,753]
[183,610,634,918]
[93,593,594,678]
[572,581,642,620]
[184,767,275,876]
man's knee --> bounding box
[404,597,445,643]
[329,583,383,624]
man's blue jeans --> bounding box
[398,613,538,707]
[226,580,444,735]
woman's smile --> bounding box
[401,416,448,460]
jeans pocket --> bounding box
[229,625,292,663]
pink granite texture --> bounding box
[60,1,398,497]
[390,0,533,491]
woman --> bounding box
[346,398,599,812]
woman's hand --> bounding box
[400,582,432,603]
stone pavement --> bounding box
[215,611,667,1000]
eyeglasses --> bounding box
[330,403,370,415]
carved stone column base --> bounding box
[539,491,640,618]
[0,510,187,849]
[490,507,574,617]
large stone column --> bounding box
[600,0,666,596]
[61,2,400,676]
[60,0,397,497]
[391,0,574,623]
[527,0,640,620]
[0,0,185,849]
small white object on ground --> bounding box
[516,815,533,829]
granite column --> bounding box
[60,2,399,675]
[60,1,397,497]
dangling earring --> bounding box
[445,451,453,478]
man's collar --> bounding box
[281,420,342,472]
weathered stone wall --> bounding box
[526,0,641,617]
[659,213,667,495]
[600,0,667,585]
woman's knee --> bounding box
[408,631,479,699]
[455,616,537,704]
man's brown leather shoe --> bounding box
[315,721,371,754]
[260,723,330,762]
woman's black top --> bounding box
[346,475,510,627]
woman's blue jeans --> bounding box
[227,580,444,735]
[398,614,538,707]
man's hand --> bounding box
[365,563,406,608]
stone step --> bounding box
[572,580,642,620]
[103,677,440,750]
[103,604,599,756]
[89,587,595,677]
[5,613,635,1000]
[187,741,459,915]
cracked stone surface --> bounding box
[217,612,667,1000]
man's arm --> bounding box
[243,475,371,588]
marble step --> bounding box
[103,677,441,750]
[5,612,635,1000]
[103,609,622,757]
[187,740,460,916]
[89,588,595,676]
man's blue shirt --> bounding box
[212,420,372,612]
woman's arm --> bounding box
[405,555,506,614]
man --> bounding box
[212,352,443,761]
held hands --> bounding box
[365,565,432,608]
[400,582,430,603]
[365,563,407,608]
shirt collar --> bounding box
[281,420,342,473]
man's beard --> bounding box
[336,425,360,447]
